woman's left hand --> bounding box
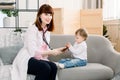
[50,49,62,56]
[55,47,67,54]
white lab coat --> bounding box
[10,25,50,80]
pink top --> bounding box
[34,27,49,60]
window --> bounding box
[0,12,6,27]
[103,0,120,20]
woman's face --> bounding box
[40,13,52,25]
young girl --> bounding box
[57,28,88,68]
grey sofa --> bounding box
[0,34,120,80]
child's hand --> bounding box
[61,47,68,52]
[66,42,71,48]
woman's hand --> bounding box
[50,47,67,56]
[41,47,67,56]
[50,49,62,56]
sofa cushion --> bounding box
[58,63,114,80]
[0,46,22,65]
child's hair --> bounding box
[75,28,88,40]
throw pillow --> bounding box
[0,46,22,65]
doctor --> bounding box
[11,4,65,80]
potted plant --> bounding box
[103,25,109,38]
[1,9,18,17]
[1,9,22,32]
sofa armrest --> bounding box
[101,47,120,75]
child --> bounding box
[57,28,88,68]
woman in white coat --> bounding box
[11,4,65,80]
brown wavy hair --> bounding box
[34,4,54,31]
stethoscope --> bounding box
[42,25,53,50]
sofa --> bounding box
[0,34,120,80]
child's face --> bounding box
[75,34,85,43]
